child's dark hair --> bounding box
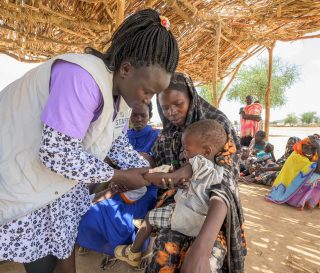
[183,119,227,152]
[255,130,266,138]
[86,9,179,73]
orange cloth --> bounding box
[293,138,318,162]
[240,102,262,138]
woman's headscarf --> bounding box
[293,137,318,162]
[276,136,301,164]
[153,72,240,169]
[152,72,246,272]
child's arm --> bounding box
[180,195,227,273]
[144,164,193,189]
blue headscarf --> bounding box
[127,125,160,154]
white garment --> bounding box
[0,53,132,225]
[171,155,224,237]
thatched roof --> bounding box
[1,0,320,83]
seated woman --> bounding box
[249,130,267,155]
[147,72,246,273]
[250,136,301,186]
[76,103,160,267]
[127,103,160,167]
[266,135,320,209]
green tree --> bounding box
[198,82,223,105]
[226,57,300,108]
[301,112,317,124]
[284,113,298,126]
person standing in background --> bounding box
[239,95,263,146]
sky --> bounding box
[0,37,319,125]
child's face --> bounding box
[255,134,265,143]
[265,144,273,153]
[182,133,208,160]
[241,149,250,159]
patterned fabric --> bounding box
[147,203,175,228]
[0,124,148,262]
[286,172,320,209]
[215,135,237,166]
[39,125,114,183]
[266,151,320,209]
[148,229,228,273]
[150,73,246,273]
[240,102,262,138]
[255,137,301,185]
[152,72,240,170]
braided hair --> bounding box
[86,9,179,73]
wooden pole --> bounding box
[115,0,125,28]
[264,41,275,141]
[212,20,221,108]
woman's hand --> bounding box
[144,164,193,189]
[111,168,150,190]
[180,241,211,273]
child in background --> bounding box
[249,130,267,155]
[240,146,251,175]
[114,119,236,268]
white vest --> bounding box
[0,53,131,225]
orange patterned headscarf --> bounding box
[215,134,237,166]
[293,138,318,162]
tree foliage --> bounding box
[198,82,223,105]
[226,57,300,108]
[301,112,317,124]
[284,113,298,126]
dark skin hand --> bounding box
[111,168,150,190]
[180,195,228,273]
[241,112,262,121]
[144,164,193,189]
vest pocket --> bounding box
[15,148,51,192]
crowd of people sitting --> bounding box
[238,129,320,210]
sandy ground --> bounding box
[2,183,319,273]
[1,127,320,273]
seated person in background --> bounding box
[239,147,254,176]
[114,119,236,269]
[253,136,301,186]
[255,143,276,164]
[266,134,320,209]
[249,130,267,155]
[239,143,276,185]
[127,103,160,167]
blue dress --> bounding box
[77,125,160,255]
